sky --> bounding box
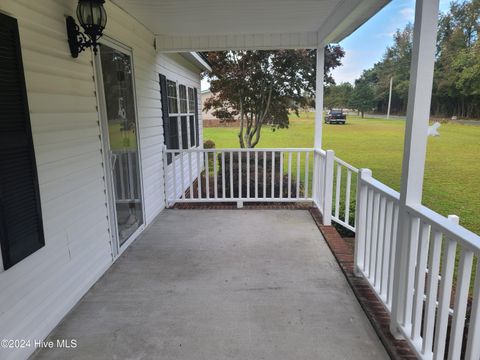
[201,0,452,90]
[331,0,452,84]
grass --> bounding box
[108,121,137,151]
[204,113,480,235]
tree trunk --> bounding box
[238,99,245,148]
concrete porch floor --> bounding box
[33,210,389,360]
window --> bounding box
[189,115,196,147]
[169,116,179,150]
[187,87,197,147]
[188,88,195,114]
[0,13,45,269]
[181,116,188,149]
[179,85,188,114]
[167,80,178,114]
[160,76,200,162]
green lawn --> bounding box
[204,113,480,235]
[108,121,137,151]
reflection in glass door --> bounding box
[97,43,143,248]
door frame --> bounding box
[93,36,146,258]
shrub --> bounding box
[203,139,216,149]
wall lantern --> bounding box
[66,0,107,58]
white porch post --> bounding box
[314,45,325,149]
[390,0,440,336]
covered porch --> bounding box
[33,210,387,359]
[1,0,479,359]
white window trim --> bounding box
[166,79,199,151]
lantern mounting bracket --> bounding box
[66,1,107,58]
[66,16,93,58]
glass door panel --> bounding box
[98,44,143,247]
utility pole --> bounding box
[387,76,393,120]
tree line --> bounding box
[325,0,480,119]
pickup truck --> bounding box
[325,109,346,124]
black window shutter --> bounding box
[194,88,200,147]
[159,74,173,163]
[0,13,45,269]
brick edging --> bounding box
[308,208,419,360]
[173,202,313,210]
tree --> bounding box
[349,79,375,118]
[352,0,480,118]
[324,82,353,109]
[203,46,344,148]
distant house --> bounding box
[202,89,239,127]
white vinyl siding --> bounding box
[0,1,203,359]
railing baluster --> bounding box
[403,216,420,329]
[380,200,393,298]
[263,151,266,199]
[387,204,399,309]
[375,196,386,289]
[204,151,210,199]
[246,151,250,199]
[255,151,258,199]
[422,229,442,355]
[433,232,457,359]
[465,261,480,359]
[296,152,300,199]
[172,152,177,200]
[279,152,284,199]
[238,151,242,199]
[287,152,292,198]
[188,151,193,199]
[197,150,202,199]
[230,152,234,199]
[162,149,169,204]
[364,189,374,276]
[304,152,309,199]
[222,152,226,199]
[345,170,351,224]
[127,152,135,201]
[213,150,218,198]
[411,222,430,341]
[354,169,371,276]
[118,156,125,199]
[335,164,341,219]
[448,248,473,359]
[369,192,380,280]
[271,151,275,198]
[180,151,185,200]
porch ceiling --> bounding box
[111,0,390,51]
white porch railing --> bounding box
[332,156,358,232]
[354,169,400,311]
[163,146,480,359]
[354,167,480,360]
[163,148,314,206]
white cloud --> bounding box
[400,7,415,21]
[376,31,396,38]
